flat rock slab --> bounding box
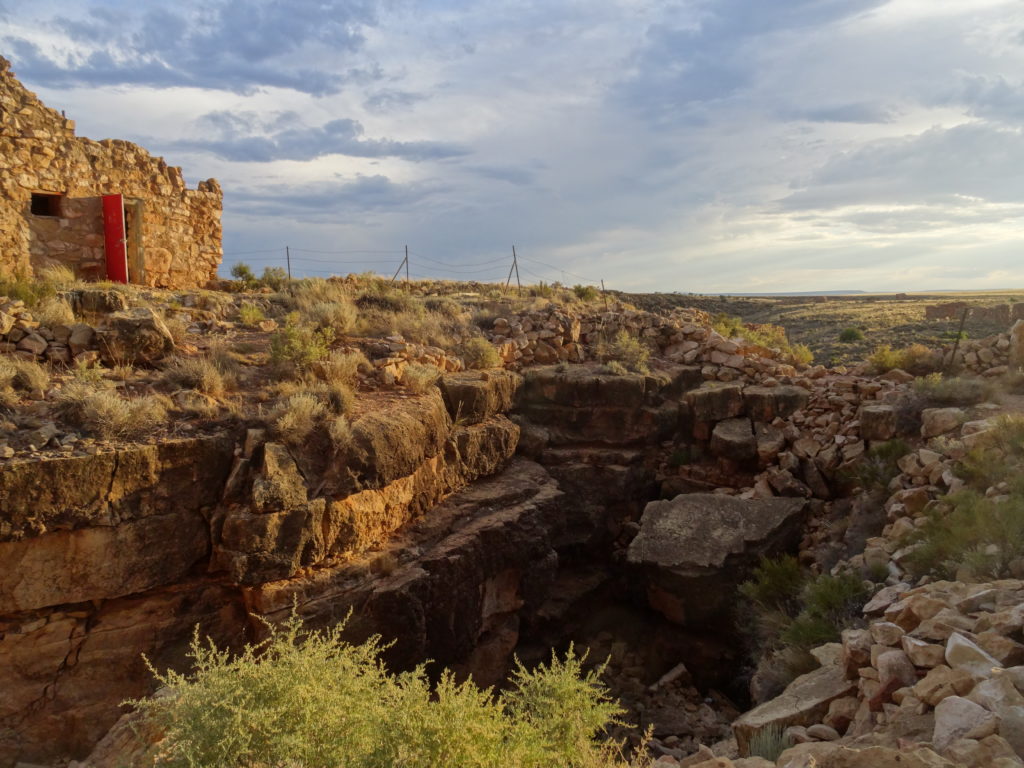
[627,493,807,625]
[733,661,857,756]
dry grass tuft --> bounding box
[270,393,326,445]
[56,381,167,440]
[402,363,441,394]
[34,297,75,327]
[163,356,228,397]
[461,337,501,369]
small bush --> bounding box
[0,270,57,308]
[403,363,441,394]
[56,382,166,441]
[712,313,745,339]
[269,322,335,374]
[317,349,370,386]
[230,262,256,284]
[529,281,555,298]
[270,393,326,445]
[573,285,599,302]
[128,614,632,768]
[870,343,937,374]
[740,558,868,688]
[303,300,358,336]
[913,373,992,407]
[424,297,463,318]
[237,302,266,327]
[608,331,649,374]
[839,327,864,343]
[904,480,1024,581]
[958,414,1024,490]
[462,337,501,369]
[260,266,289,291]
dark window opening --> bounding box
[30,193,63,217]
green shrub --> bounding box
[304,300,358,336]
[128,615,634,768]
[839,327,864,343]
[529,281,555,298]
[712,313,745,339]
[238,302,267,327]
[959,415,1024,490]
[869,343,937,374]
[740,559,868,687]
[260,267,289,291]
[608,331,649,374]
[573,285,599,302]
[462,337,502,369]
[269,321,335,373]
[904,481,1024,581]
[230,262,256,285]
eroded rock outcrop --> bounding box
[627,494,808,626]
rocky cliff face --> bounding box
[0,374,530,765]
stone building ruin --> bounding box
[0,56,222,289]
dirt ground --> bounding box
[615,291,1024,366]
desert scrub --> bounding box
[316,349,371,386]
[839,327,865,343]
[128,614,635,768]
[573,284,599,302]
[869,343,937,374]
[913,373,992,407]
[303,300,358,336]
[740,556,868,687]
[843,438,910,495]
[608,331,649,374]
[269,319,335,374]
[903,479,1024,581]
[162,355,229,397]
[56,382,167,440]
[957,414,1024,490]
[461,337,502,369]
[0,357,49,395]
[403,363,441,394]
[237,302,267,327]
[270,393,326,445]
[713,314,812,365]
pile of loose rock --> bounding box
[940,331,1012,376]
[727,580,1024,767]
[485,305,805,380]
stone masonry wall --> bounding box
[0,56,222,289]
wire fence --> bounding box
[221,245,607,291]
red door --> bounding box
[102,194,129,283]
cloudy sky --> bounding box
[4,0,1024,292]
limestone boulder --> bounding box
[439,369,522,425]
[96,307,175,365]
[743,385,808,422]
[859,405,897,441]
[627,493,807,625]
[687,382,745,422]
[921,408,966,439]
[711,417,757,461]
